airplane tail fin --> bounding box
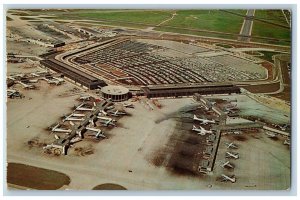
[193,115,198,120]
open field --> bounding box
[255,10,289,26]
[155,10,244,34]
[8,9,291,45]
[251,21,290,45]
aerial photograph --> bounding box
[6,9,291,190]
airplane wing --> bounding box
[105,119,112,126]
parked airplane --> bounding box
[193,114,215,125]
[85,127,106,139]
[79,95,91,101]
[221,174,236,183]
[62,113,84,122]
[123,103,134,108]
[283,139,290,145]
[7,89,22,98]
[48,79,62,85]
[75,103,95,111]
[266,132,277,138]
[220,161,234,169]
[192,125,213,136]
[225,142,238,149]
[50,123,72,133]
[17,81,35,89]
[53,77,64,83]
[28,79,39,83]
[226,152,239,159]
[108,110,126,117]
[97,116,116,126]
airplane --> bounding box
[193,114,215,125]
[72,113,85,117]
[7,89,22,98]
[220,161,234,169]
[283,139,290,145]
[53,77,64,83]
[79,95,91,101]
[62,113,84,122]
[108,110,126,117]
[75,103,95,111]
[106,105,115,110]
[48,79,62,85]
[28,79,39,83]
[221,174,236,183]
[123,103,134,108]
[50,123,72,133]
[277,124,289,131]
[85,127,106,139]
[30,72,40,77]
[226,152,239,159]
[54,134,60,140]
[17,81,35,89]
[97,116,116,126]
[225,142,238,149]
[101,110,108,116]
[192,125,213,136]
[7,76,15,81]
[265,132,277,138]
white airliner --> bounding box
[108,110,126,117]
[193,115,215,125]
[225,142,238,149]
[75,103,95,111]
[85,127,106,139]
[226,152,239,159]
[17,81,35,89]
[220,161,234,169]
[97,116,116,126]
[192,125,213,135]
[221,174,236,183]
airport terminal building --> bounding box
[101,85,129,102]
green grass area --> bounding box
[74,20,148,29]
[252,20,291,45]
[54,10,173,25]
[259,51,289,62]
[10,9,291,46]
[158,10,244,34]
[225,9,247,15]
[215,43,234,48]
[155,27,237,40]
[255,9,288,25]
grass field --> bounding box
[51,10,173,25]
[10,9,292,45]
[155,27,237,40]
[255,9,289,26]
[156,10,245,34]
[251,20,290,45]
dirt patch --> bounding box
[73,144,94,156]
[233,135,247,141]
[269,136,279,141]
[92,183,127,190]
[7,162,70,190]
[27,136,47,149]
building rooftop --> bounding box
[101,85,129,95]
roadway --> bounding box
[238,10,255,42]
